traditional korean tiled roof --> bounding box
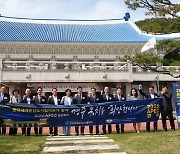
[0,15,179,43]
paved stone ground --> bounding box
[12,120,177,135]
[43,135,126,153]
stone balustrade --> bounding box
[132,66,180,73]
[2,61,129,72]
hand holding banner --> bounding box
[0,98,162,127]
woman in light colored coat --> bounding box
[9,89,21,135]
[10,89,22,103]
[60,89,74,136]
[128,88,141,133]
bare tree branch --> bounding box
[156,0,174,6]
[125,0,180,18]
[135,63,180,78]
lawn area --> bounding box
[108,130,180,154]
[0,130,179,154]
[0,135,46,154]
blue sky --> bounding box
[0,0,179,22]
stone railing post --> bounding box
[127,60,133,82]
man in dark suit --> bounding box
[101,86,114,134]
[160,86,175,131]
[74,86,88,136]
[0,86,10,135]
[88,87,101,135]
[33,87,47,136]
[114,87,126,134]
[21,88,34,136]
[139,85,159,132]
[47,88,61,136]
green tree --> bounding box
[156,39,180,66]
[119,44,180,78]
[136,18,180,34]
[125,0,180,18]
[124,1,180,78]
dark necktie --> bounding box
[93,95,95,103]
[38,96,41,103]
[118,95,121,101]
[106,94,108,101]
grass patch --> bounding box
[0,131,180,154]
[108,130,180,154]
[0,135,46,154]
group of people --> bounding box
[0,84,175,136]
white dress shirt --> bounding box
[150,94,155,98]
[106,94,109,101]
[38,95,41,102]
[27,97,31,104]
[118,94,121,101]
[79,93,82,99]
[53,95,58,105]
[0,93,4,101]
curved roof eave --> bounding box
[0,16,179,43]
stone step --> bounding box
[46,136,108,141]
[45,139,114,145]
[48,134,105,138]
[43,144,120,152]
[97,152,126,154]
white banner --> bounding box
[27,83,101,92]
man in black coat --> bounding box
[101,86,114,134]
[73,86,88,136]
[139,85,159,132]
[160,86,175,131]
[0,86,10,135]
[114,87,126,134]
[33,87,47,105]
[21,88,34,136]
[33,87,47,136]
[88,87,101,135]
[47,88,61,136]
[22,88,34,105]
